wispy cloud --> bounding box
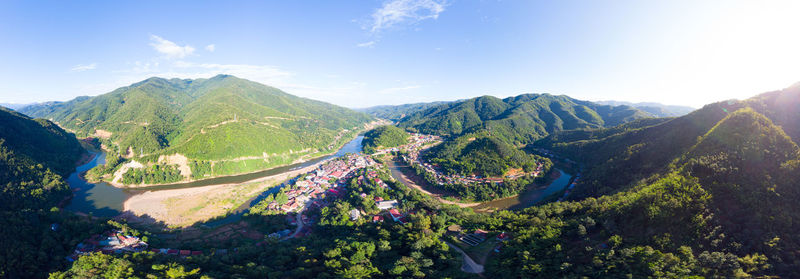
[70,63,97,72]
[380,84,421,94]
[368,0,447,33]
[205,44,216,52]
[357,41,376,48]
[149,35,195,59]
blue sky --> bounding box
[1,0,799,108]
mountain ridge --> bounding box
[19,75,373,185]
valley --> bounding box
[4,77,800,278]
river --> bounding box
[387,160,574,211]
[65,136,364,218]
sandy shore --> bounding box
[122,160,326,227]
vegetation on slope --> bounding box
[0,107,100,278]
[483,108,800,277]
[361,125,409,154]
[20,75,373,184]
[51,160,474,278]
[397,94,652,145]
[425,132,547,177]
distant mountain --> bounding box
[357,101,451,121]
[20,75,372,184]
[596,100,695,117]
[397,94,653,145]
[0,103,33,110]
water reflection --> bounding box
[65,136,364,218]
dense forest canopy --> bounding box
[361,125,410,154]
[495,87,800,277]
[0,107,94,278]
[424,132,547,177]
[396,93,652,145]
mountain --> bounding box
[20,75,373,184]
[358,101,451,121]
[491,88,800,277]
[0,103,33,110]
[0,107,84,209]
[396,94,653,145]
[0,107,88,278]
[596,100,696,117]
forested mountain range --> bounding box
[396,94,652,145]
[596,100,696,117]
[486,85,800,277]
[20,75,373,184]
[386,94,652,181]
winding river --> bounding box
[65,136,365,218]
[387,161,574,211]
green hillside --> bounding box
[424,132,546,177]
[0,107,94,278]
[397,94,652,145]
[20,75,373,185]
[361,125,409,154]
[485,107,800,277]
[0,107,83,210]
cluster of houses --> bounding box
[263,154,380,213]
[402,147,546,187]
[365,198,408,224]
[67,230,149,261]
[68,230,231,261]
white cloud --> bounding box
[205,44,215,52]
[357,41,376,48]
[149,35,195,59]
[369,0,447,33]
[70,63,97,72]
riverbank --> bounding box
[104,131,370,189]
[121,160,326,227]
[389,156,574,211]
[387,159,481,207]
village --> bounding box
[400,139,546,188]
[66,132,515,271]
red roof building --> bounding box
[389,209,403,222]
[180,250,191,256]
[497,232,510,241]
